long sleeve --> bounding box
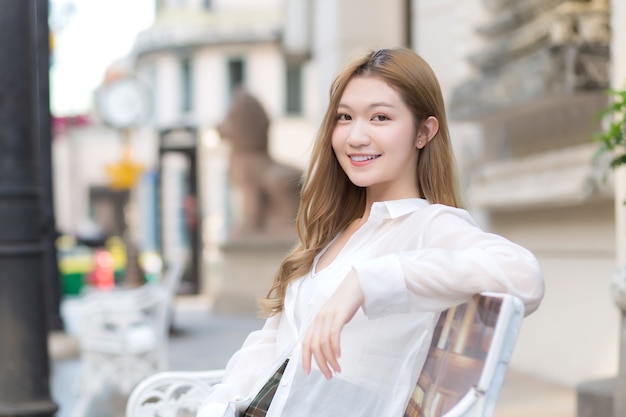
[197,313,281,417]
[356,205,544,318]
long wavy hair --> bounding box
[259,47,459,316]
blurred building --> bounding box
[125,0,320,295]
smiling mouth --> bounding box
[350,155,380,162]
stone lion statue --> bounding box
[217,87,302,238]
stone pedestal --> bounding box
[213,237,295,314]
[576,377,615,417]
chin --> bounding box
[345,177,372,188]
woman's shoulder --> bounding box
[414,200,471,216]
[409,201,479,227]
[376,199,477,225]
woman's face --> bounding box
[331,76,422,201]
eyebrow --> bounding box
[337,102,396,110]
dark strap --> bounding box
[242,359,289,417]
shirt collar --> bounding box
[370,198,430,219]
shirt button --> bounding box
[307,298,313,307]
[280,380,288,386]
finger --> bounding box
[302,318,324,376]
[319,317,341,375]
[330,325,341,360]
[302,332,312,375]
[312,343,332,379]
[327,323,342,374]
[311,316,334,379]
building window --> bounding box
[180,57,193,113]
[285,62,303,115]
[227,57,246,97]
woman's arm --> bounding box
[356,206,544,318]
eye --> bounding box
[372,114,390,122]
[336,113,352,121]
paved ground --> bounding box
[48,296,576,417]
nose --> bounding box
[346,120,371,147]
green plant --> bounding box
[594,88,626,168]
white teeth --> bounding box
[351,155,379,162]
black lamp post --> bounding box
[38,0,64,333]
[0,0,58,415]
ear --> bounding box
[415,116,439,149]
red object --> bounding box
[52,114,91,136]
[90,248,115,290]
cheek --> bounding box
[331,130,343,154]
[398,126,419,150]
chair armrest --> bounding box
[443,292,525,417]
[474,292,524,416]
[125,369,225,417]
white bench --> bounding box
[70,259,187,417]
[125,292,524,417]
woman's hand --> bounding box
[302,270,364,379]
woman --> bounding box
[198,47,544,417]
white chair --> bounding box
[71,259,187,417]
[125,292,524,417]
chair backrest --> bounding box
[403,292,524,417]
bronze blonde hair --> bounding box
[259,47,459,316]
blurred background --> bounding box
[20,0,626,415]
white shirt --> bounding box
[198,199,544,417]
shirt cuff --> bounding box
[354,254,409,319]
